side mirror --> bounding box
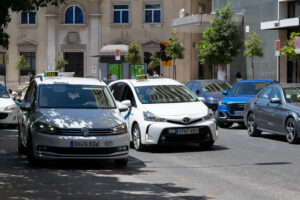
[198,97,206,103]
[196,89,201,96]
[121,100,132,107]
[270,97,281,104]
[20,102,31,111]
[222,90,228,95]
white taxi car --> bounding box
[18,72,129,166]
[0,84,18,126]
[109,76,218,151]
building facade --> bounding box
[2,0,199,89]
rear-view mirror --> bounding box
[270,97,281,104]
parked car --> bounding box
[18,72,130,166]
[216,80,275,128]
[244,84,300,144]
[0,84,19,126]
[185,80,231,111]
[109,76,218,151]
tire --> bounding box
[17,126,26,155]
[132,123,144,151]
[199,141,214,149]
[26,133,39,166]
[285,118,298,144]
[114,158,128,167]
[247,113,261,137]
[218,122,233,128]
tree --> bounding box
[196,2,243,78]
[55,58,68,71]
[282,32,300,83]
[14,55,30,85]
[0,0,64,49]
[148,52,160,71]
[165,29,185,79]
[125,42,142,77]
[244,31,264,80]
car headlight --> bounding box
[143,111,167,122]
[4,104,18,111]
[203,109,214,120]
[208,97,220,103]
[111,123,127,135]
[36,122,58,134]
[219,101,226,106]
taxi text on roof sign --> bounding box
[136,75,148,80]
[44,71,58,77]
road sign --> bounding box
[115,49,120,61]
[275,40,280,56]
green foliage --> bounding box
[125,42,142,65]
[165,30,185,61]
[282,32,300,61]
[196,2,243,66]
[0,0,65,49]
[244,32,263,58]
[148,52,160,70]
[14,55,30,70]
[55,58,68,71]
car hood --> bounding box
[206,92,224,100]
[37,109,124,129]
[142,102,208,118]
[221,95,256,104]
[0,98,16,111]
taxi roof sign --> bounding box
[136,75,148,80]
[44,71,58,77]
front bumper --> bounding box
[32,132,129,160]
[216,110,244,123]
[0,109,18,125]
[141,119,217,145]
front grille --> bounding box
[0,113,8,120]
[37,146,128,155]
[58,128,111,136]
[158,126,212,144]
[167,118,202,125]
[228,103,245,114]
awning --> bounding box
[261,17,300,30]
[98,44,128,56]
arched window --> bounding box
[65,6,84,24]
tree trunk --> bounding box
[251,57,254,80]
[173,59,176,80]
[293,60,297,83]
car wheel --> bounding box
[199,141,214,149]
[114,158,128,167]
[286,118,298,144]
[132,123,144,151]
[218,122,233,128]
[26,133,39,166]
[17,126,26,155]
[247,113,261,137]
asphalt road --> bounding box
[1,124,300,200]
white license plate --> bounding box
[176,128,199,135]
[234,111,244,116]
[70,140,101,148]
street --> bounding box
[1,124,300,200]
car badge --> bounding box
[82,127,89,137]
[183,117,190,124]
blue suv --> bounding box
[216,80,275,128]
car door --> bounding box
[254,86,273,130]
[267,87,286,133]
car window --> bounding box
[135,85,198,104]
[110,82,125,101]
[122,84,136,107]
[258,86,273,99]
[270,87,282,100]
[0,84,10,98]
[201,81,231,93]
[284,87,300,103]
[39,84,116,109]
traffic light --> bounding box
[160,42,172,66]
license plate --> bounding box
[176,128,199,135]
[235,111,244,116]
[70,140,100,148]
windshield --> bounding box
[202,81,231,93]
[135,85,198,104]
[228,82,271,96]
[284,87,300,103]
[0,85,10,98]
[39,84,116,109]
